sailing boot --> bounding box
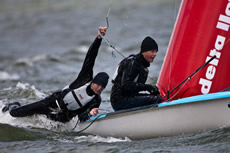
[2,102,21,113]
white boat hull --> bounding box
[77,92,230,139]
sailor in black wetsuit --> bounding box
[111,36,161,111]
[2,27,109,123]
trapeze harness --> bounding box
[62,83,95,111]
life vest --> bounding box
[62,83,95,111]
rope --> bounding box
[72,114,105,134]
[100,9,156,82]
[220,87,230,92]
[167,78,190,102]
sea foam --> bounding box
[0,71,20,80]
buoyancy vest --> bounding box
[63,83,95,111]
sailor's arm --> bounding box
[69,27,107,89]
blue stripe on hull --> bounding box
[158,91,230,107]
[88,91,230,121]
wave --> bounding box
[184,127,230,145]
[0,71,20,81]
[14,54,62,67]
[15,54,64,66]
[0,123,44,142]
[0,120,131,143]
[0,82,46,101]
[14,82,46,98]
[13,47,89,67]
[73,135,131,143]
[51,132,131,143]
[15,54,48,66]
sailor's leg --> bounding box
[112,94,161,111]
[2,102,21,113]
[9,95,57,117]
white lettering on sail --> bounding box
[215,35,226,50]
[199,78,212,94]
[199,1,229,94]
[206,65,216,80]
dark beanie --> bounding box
[140,36,158,53]
[92,72,109,88]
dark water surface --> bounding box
[1,0,229,153]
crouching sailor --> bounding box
[2,27,109,123]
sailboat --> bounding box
[76,0,230,139]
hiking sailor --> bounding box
[2,27,109,123]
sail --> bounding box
[157,0,230,101]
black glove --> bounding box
[144,84,160,95]
[78,112,91,122]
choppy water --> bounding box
[0,0,229,152]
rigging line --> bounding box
[102,35,155,81]
[101,33,155,81]
[164,55,216,100]
[167,78,190,102]
[72,114,105,133]
[105,5,111,29]
[100,0,126,59]
[100,34,126,58]
[104,0,112,30]
[167,58,210,102]
[72,119,80,130]
[100,4,156,82]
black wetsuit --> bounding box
[9,37,102,122]
[110,53,161,111]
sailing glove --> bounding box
[145,84,160,95]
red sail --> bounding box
[157,0,230,101]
